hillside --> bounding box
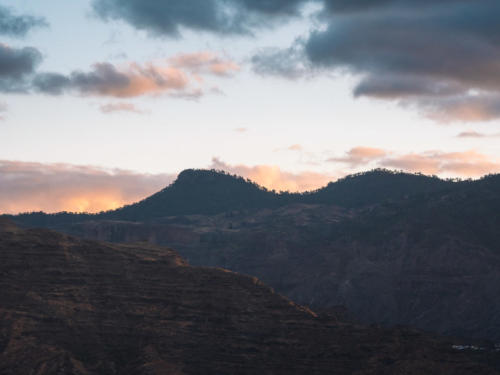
[5,170,500,341]
[1,219,499,374]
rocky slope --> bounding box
[1,219,500,374]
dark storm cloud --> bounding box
[305,2,500,86]
[0,44,42,92]
[306,0,500,121]
[0,5,47,37]
[250,0,500,122]
[91,0,309,37]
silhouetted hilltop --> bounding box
[305,169,455,207]
[110,169,284,220]
[7,169,464,225]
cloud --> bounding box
[33,62,189,98]
[329,146,387,167]
[251,45,314,79]
[381,151,500,177]
[92,0,309,37]
[0,160,175,214]
[99,102,148,114]
[420,94,500,123]
[169,52,240,77]
[253,0,500,122]
[234,127,248,133]
[288,144,303,151]
[457,131,500,139]
[210,157,333,192]
[31,72,70,95]
[0,44,42,92]
[331,147,500,177]
[457,131,486,139]
[32,52,237,98]
[0,5,47,37]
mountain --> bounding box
[302,168,455,206]
[6,169,500,342]
[9,169,455,226]
[1,219,499,374]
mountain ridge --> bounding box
[6,168,470,225]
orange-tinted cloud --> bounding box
[380,151,500,177]
[288,144,303,151]
[328,146,387,167]
[169,52,240,77]
[423,94,500,123]
[33,52,239,99]
[0,160,175,214]
[332,147,500,177]
[75,62,190,98]
[210,157,333,192]
[457,130,500,138]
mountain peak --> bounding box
[108,168,278,220]
[172,168,252,188]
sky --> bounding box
[1,0,500,213]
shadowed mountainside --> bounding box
[1,219,500,374]
[6,170,500,341]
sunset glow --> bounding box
[0,0,500,214]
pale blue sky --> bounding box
[1,0,499,179]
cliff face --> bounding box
[1,219,499,374]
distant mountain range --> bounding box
[6,169,500,341]
[1,219,499,374]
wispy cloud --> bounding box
[457,131,500,138]
[169,52,240,77]
[288,144,303,151]
[328,146,387,167]
[99,102,148,114]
